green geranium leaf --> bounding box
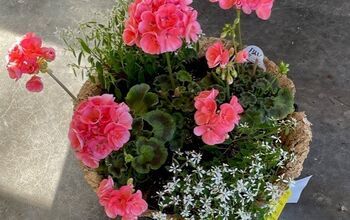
[125,84,159,115]
[143,110,176,142]
[132,117,144,135]
[154,75,172,91]
[131,137,168,174]
[172,96,195,112]
[240,92,257,108]
[268,88,295,119]
[176,70,192,82]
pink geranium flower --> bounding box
[123,0,201,54]
[97,179,148,220]
[209,0,275,20]
[140,32,161,54]
[209,0,237,10]
[205,41,230,68]
[68,94,133,168]
[5,32,56,92]
[97,176,114,206]
[235,49,249,63]
[194,90,244,145]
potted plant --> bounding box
[5,0,312,219]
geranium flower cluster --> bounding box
[209,0,275,20]
[193,89,244,145]
[97,177,148,220]
[205,41,248,69]
[5,32,56,92]
[123,0,202,55]
[68,94,133,168]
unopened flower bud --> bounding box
[221,72,226,81]
[226,75,233,85]
[231,69,238,78]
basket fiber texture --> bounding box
[73,38,312,219]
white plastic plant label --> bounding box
[287,175,312,203]
[244,45,266,71]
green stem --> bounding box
[47,70,77,101]
[226,82,230,100]
[165,53,176,89]
[211,72,225,87]
[236,9,243,50]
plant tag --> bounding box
[287,175,312,203]
[244,45,266,71]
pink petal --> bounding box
[26,75,43,92]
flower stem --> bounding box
[236,9,243,50]
[226,82,230,100]
[165,53,176,89]
[47,70,77,101]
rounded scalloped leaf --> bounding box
[131,137,168,174]
[268,88,295,119]
[143,110,176,142]
[176,70,192,82]
[125,83,159,115]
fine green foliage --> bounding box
[279,61,290,75]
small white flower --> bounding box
[169,163,182,174]
[244,189,256,202]
[174,150,184,156]
[170,195,180,206]
[239,122,249,128]
[236,180,248,193]
[181,208,191,218]
[189,151,202,165]
[183,194,194,207]
[216,187,233,203]
[194,166,206,178]
[211,167,223,185]
[193,181,205,195]
[152,211,168,220]
[236,209,252,220]
[271,135,282,143]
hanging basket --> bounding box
[73,37,312,219]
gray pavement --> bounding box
[0,0,349,219]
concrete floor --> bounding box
[0,0,349,219]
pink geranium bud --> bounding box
[41,47,56,62]
[25,75,43,92]
[235,50,249,63]
[205,41,230,68]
